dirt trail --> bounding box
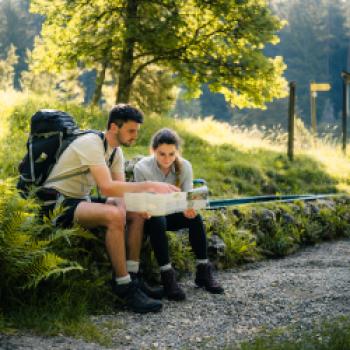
[2,239,350,349]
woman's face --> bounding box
[153,143,178,171]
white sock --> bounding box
[126,260,139,274]
[196,259,208,266]
[115,274,131,285]
[160,263,172,272]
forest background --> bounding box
[1,0,350,134]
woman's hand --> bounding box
[183,208,196,219]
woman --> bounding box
[134,128,224,301]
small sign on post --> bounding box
[310,82,331,135]
[341,71,350,154]
[310,83,331,92]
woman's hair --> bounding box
[151,128,183,187]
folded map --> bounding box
[124,185,209,216]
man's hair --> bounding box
[108,104,144,129]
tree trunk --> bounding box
[91,61,107,106]
[116,0,138,104]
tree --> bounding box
[0,45,19,90]
[0,0,42,88]
[29,0,287,108]
[269,0,349,125]
[21,48,85,103]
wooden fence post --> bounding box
[288,81,296,161]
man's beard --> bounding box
[119,139,134,147]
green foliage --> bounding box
[0,45,18,90]
[0,179,116,342]
[236,315,350,350]
[268,0,349,126]
[0,96,338,196]
[168,231,195,273]
[29,0,287,108]
[21,50,85,103]
[204,210,259,268]
[1,95,350,341]
[0,179,83,295]
[0,0,42,88]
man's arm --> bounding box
[90,164,178,197]
[111,171,125,182]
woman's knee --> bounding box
[145,216,167,233]
[188,213,204,225]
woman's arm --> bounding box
[133,163,147,182]
[181,160,194,192]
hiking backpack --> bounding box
[17,109,115,198]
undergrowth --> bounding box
[233,315,350,350]
[1,94,350,344]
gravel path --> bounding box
[2,239,350,350]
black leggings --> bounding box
[144,212,208,267]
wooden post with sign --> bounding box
[309,82,331,135]
[288,81,296,161]
[341,71,350,154]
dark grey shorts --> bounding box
[37,188,106,228]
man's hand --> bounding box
[148,181,180,193]
[183,208,197,219]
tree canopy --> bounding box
[29,0,287,108]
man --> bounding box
[39,104,178,313]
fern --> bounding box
[0,180,92,305]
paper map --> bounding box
[124,186,208,216]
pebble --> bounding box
[1,239,350,349]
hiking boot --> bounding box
[130,272,164,300]
[161,268,186,301]
[112,279,162,313]
[195,263,224,294]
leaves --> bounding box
[29,0,288,108]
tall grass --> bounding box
[177,117,350,193]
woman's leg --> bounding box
[144,215,186,301]
[144,216,170,267]
[166,212,224,294]
[166,213,208,260]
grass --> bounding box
[0,93,343,197]
[0,92,350,345]
[232,315,350,350]
[177,116,350,194]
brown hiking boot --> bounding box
[161,268,186,301]
[195,263,224,294]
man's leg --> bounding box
[126,212,164,299]
[74,201,128,277]
[73,201,163,312]
[126,211,144,267]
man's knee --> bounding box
[127,211,145,225]
[104,205,126,228]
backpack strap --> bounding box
[45,131,116,186]
[102,135,117,168]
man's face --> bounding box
[115,121,140,147]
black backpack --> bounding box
[17,109,115,198]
